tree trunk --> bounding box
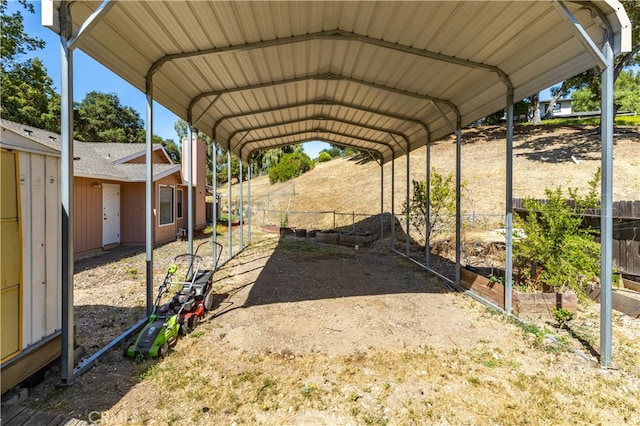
[542,84,569,119]
[531,93,541,124]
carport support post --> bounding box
[600,39,614,367]
[426,141,431,269]
[212,141,217,265]
[505,88,514,313]
[247,162,252,242]
[405,145,411,256]
[455,116,462,287]
[227,150,232,258]
[144,78,154,317]
[59,3,75,386]
[380,158,384,239]
[391,157,395,249]
[239,159,244,249]
[187,126,194,255]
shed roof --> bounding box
[49,1,631,163]
[0,119,182,183]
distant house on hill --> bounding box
[538,98,574,117]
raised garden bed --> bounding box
[315,231,376,247]
[460,267,577,319]
[584,285,640,319]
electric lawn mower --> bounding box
[126,241,222,359]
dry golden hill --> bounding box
[233,125,639,230]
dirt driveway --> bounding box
[16,233,640,425]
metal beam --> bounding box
[212,140,218,266]
[239,129,393,161]
[455,115,462,288]
[228,114,411,152]
[552,1,607,70]
[227,150,232,258]
[600,38,614,368]
[212,98,430,140]
[190,73,455,140]
[144,75,154,317]
[147,29,511,86]
[66,0,115,50]
[187,126,194,255]
[59,0,74,387]
[239,159,244,249]
[505,87,515,314]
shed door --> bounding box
[102,184,120,246]
[1,149,21,361]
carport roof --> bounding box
[48,1,631,163]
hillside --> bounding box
[234,125,639,231]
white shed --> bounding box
[1,122,62,393]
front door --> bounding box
[102,184,120,246]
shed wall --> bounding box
[18,150,61,348]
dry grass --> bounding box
[236,125,639,231]
[19,125,640,425]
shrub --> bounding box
[513,169,601,299]
[268,152,314,183]
[402,167,461,241]
[317,151,332,162]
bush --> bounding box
[268,152,314,183]
[317,151,332,162]
[514,169,601,299]
[402,167,461,241]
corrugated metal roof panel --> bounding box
[50,1,632,163]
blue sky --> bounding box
[11,1,332,158]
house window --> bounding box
[177,189,183,219]
[159,185,174,226]
[553,103,561,112]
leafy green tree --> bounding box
[317,151,332,162]
[402,168,461,242]
[542,0,639,117]
[74,92,144,142]
[514,170,601,299]
[0,0,43,69]
[0,0,59,131]
[268,152,313,184]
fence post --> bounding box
[333,211,336,230]
[352,211,355,234]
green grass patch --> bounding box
[520,115,640,126]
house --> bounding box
[0,119,206,393]
[538,98,574,117]
[1,119,207,255]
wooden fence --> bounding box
[513,199,640,275]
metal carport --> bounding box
[41,0,632,385]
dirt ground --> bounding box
[13,231,640,425]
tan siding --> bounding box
[73,178,102,254]
[125,150,168,164]
[120,183,145,245]
[195,140,206,228]
[155,174,181,244]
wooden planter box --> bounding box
[315,232,376,246]
[460,267,578,319]
[315,231,339,244]
[585,285,640,319]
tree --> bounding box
[268,152,313,184]
[402,168,461,243]
[542,0,639,118]
[514,171,601,299]
[74,92,145,142]
[0,0,58,131]
[152,135,181,163]
[0,0,44,69]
